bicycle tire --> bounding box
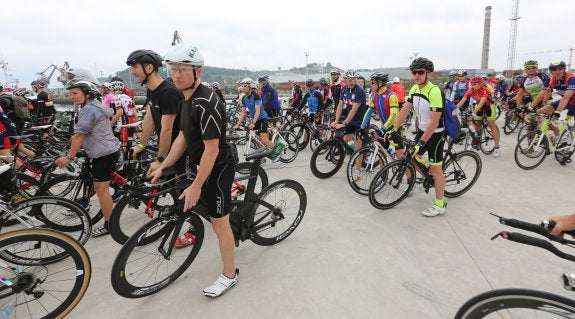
[111,212,204,298]
[310,139,346,179]
[0,228,91,319]
[288,123,310,151]
[479,125,496,155]
[368,161,416,210]
[108,189,180,245]
[346,146,388,195]
[248,180,307,246]
[309,126,331,152]
[234,162,269,196]
[503,109,519,135]
[454,288,575,319]
[278,131,299,163]
[35,174,104,226]
[554,130,574,164]
[1,197,92,246]
[514,131,548,170]
[443,150,482,198]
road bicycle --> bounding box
[454,212,575,318]
[110,147,307,298]
[514,113,574,170]
[368,135,482,210]
[0,228,91,319]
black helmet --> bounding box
[66,80,100,96]
[549,61,567,69]
[410,57,434,72]
[370,72,389,84]
[305,79,315,87]
[126,49,163,68]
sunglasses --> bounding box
[550,67,564,72]
[411,70,426,75]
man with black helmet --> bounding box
[127,49,186,176]
[31,80,55,120]
[389,57,447,217]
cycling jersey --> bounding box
[103,92,115,108]
[299,89,323,113]
[339,85,367,127]
[519,73,550,99]
[242,91,267,120]
[261,83,280,116]
[496,81,508,98]
[444,81,456,99]
[407,81,444,133]
[361,89,398,130]
[545,72,575,105]
[464,87,492,106]
[0,105,16,150]
[450,80,470,102]
[330,81,346,106]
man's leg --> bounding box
[210,215,236,278]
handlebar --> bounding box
[490,212,575,246]
[492,231,575,262]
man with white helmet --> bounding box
[150,43,238,298]
[390,77,406,107]
[100,82,114,109]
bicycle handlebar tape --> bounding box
[507,232,575,263]
[542,220,575,237]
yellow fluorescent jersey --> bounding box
[407,81,444,132]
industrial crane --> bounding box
[36,62,69,86]
[172,30,182,46]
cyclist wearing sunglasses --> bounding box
[389,57,447,217]
[450,70,470,105]
[332,69,368,152]
[126,49,187,178]
[150,43,238,298]
[515,60,550,110]
[532,61,575,138]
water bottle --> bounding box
[347,141,355,151]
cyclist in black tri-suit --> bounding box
[150,43,238,298]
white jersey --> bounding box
[113,93,135,117]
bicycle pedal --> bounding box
[563,273,575,291]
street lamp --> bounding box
[304,51,310,79]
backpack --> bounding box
[443,97,462,140]
[12,96,30,119]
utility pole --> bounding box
[481,6,492,69]
[304,51,310,79]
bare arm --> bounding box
[158,114,176,158]
[138,105,155,146]
[393,101,413,129]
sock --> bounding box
[435,199,445,208]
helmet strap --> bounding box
[182,68,198,92]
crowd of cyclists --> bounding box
[0,44,574,311]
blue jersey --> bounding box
[304,89,322,113]
[242,92,268,120]
[452,80,470,101]
[262,83,280,111]
[340,85,368,126]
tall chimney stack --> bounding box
[481,6,492,69]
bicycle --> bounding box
[514,113,574,170]
[310,128,369,179]
[454,212,575,318]
[235,124,299,164]
[110,147,307,298]
[0,228,91,319]
[368,135,482,210]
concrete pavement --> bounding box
[72,119,575,319]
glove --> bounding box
[385,127,398,138]
[414,140,427,155]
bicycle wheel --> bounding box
[503,109,520,135]
[248,180,307,246]
[1,197,92,246]
[479,125,496,154]
[309,125,331,152]
[495,103,503,120]
[35,174,104,226]
[111,213,204,298]
[14,172,40,198]
[234,162,269,197]
[310,139,346,179]
[368,161,416,210]
[554,130,574,164]
[0,229,91,319]
[278,131,299,163]
[346,146,387,195]
[443,150,482,198]
[514,131,548,170]
[108,189,180,245]
[288,123,310,151]
[454,288,575,319]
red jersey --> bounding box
[464,87,492,105]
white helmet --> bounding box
[239,77,253,84]
[66,66,100,85]
[495,74,506,81]
[164,43,204,66]
[343,69,360,78]
[392,77,400,83]
[248,81,258,89]
[110,80,125,91]
[101,82,111,89]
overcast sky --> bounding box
[0,0,572,88]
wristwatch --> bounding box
[66,155,76,161]
[156,156,165,163]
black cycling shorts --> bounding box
[415,130,445,165]
[92,150,120,182]
[200,161,234,218]
[254,118,269,133]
